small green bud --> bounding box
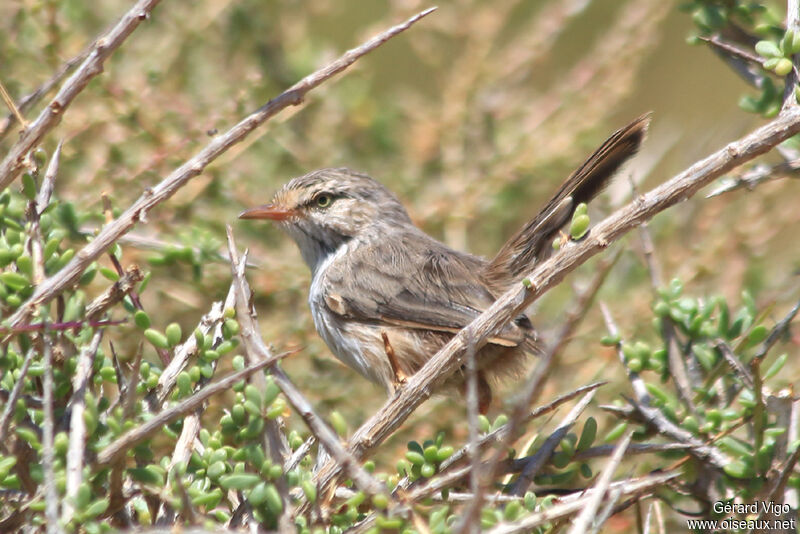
[302,480,317,503]
[405,451,425,466]
[436,445,454,462]
[764,353,788,379]
[372,493,389,509]
[248,482,268,506]
[223,319,240,338]
[478,415,491,433]
[774,58,793,76]
[266,397,286,419]
[756,40,782,58]
[330,411,347,437]
[22,173,37,200]
[423,445,439,463]
[570,214,590,240]
[165,323,182,347]
[144,329,169,349]
[746,324,769,347]
[603,422,628,443]
[133,310,151,330]
[576,417,597,451]
[600,333,621,346]
[421,462,436,478]
[219,473,260,490]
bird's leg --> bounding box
[460,371,493,414]
[381,330,408,387]
[477,371,492,415]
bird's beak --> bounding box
[238,204,297,221]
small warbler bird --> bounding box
[240,115,648,412]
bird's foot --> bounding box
[381,330,408,388]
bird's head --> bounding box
[240,168,412,273]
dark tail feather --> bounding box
[485,114,650,289]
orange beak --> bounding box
[238,204,297,221]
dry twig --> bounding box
[96,353,288,466]
[0,0,163,190]
[600,303,729,469]
[63,332,104,524]
[6,7,436,329]
[567,430,634,534]
[40,331,59,534]
[225,227,389,507]
[0,47,93,140]
[486,471,679,534]
[510,389,597,496]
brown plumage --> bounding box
[240,115,649,412]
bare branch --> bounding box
[784,0,800,108]
[0,47,92,140]
[706,159,800,197]
[567,430,634,534]
[225,226,388,504]
[40,329,60,534]
[0,348,37,446]
[84,265,144,322]
[0,78,28,129]
[285,436,315,473]
[96,353,288,466]
[155,287,236,525]
[487,471,679,534]
[148,286,236,409]
[439,381,607,472]
[510,388,597,496]
[453,344,480,534]
[0,0,163,190]
[699,35,766,88]
[63,331,104,524]
[6,7,437,329]
[37,142,62,214]
[600,303,729,469]
[753,296,800,361]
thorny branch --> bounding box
[5,7,437,330]
[0,0,164,190]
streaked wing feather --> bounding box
[322,230,533,347]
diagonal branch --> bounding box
[0,46,93,140]
[225,227,389,505]
[510,388,597,496]
[0,0,163,190]
[95,353,288,466]
[5,7,436,330]
[309,107,800,500]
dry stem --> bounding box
[5,7,437,329]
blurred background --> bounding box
[2,0,799,526]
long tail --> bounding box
[484,114,650,290]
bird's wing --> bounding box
[321,229,536,348]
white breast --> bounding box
[308,242,391,389]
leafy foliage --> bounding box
[0,0,799,532]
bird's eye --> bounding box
[315,194,332,208]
